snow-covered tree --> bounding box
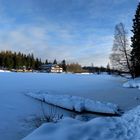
[110,23,133,77]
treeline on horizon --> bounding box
[0,50,83,72]
[0,51,43,70]
[0,50,112,73]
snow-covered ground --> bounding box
[123,77,140,90]
[0,72,140,140]
[23,105,140,140]
[0,69,10,72]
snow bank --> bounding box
[23,105,140,140]
[123,78,140,90]
[0,70,10,72]
[26,92,119,114]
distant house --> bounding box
[40,64,63,73]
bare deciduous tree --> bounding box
[110,23,133,77]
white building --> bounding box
[40,64,63,73]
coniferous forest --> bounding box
[0,51,42,70]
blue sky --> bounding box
[0,0,139,66]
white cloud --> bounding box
[0,25,49,58]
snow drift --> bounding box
[23,105,140,140]
[26,92,119,115]
[123,78,140,90]
[0,70,10,72]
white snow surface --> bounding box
[123,78,140,90]
[26,92,119,114]
[0,72,140,140]
[0,69,10,72]
[23,105,140,140]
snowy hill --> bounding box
[23,105,140,140]
[123,78,140,90]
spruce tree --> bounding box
[131,2,140,77]
[107,63,111,75]
[35,58,40,70]
[53,59,57,64]
[61,60,67,72]
[45,59,48,64]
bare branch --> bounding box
[110,23,134,77]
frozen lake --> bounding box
[0,72,139,140]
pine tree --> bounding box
[53,59,57,64]
[34,58,40,70]
[131,2,140,77]
[107,63,111,75]
[45,59,48,64]
[61,60,67,72]
[13,53,17,69]
[30,53,35,69]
